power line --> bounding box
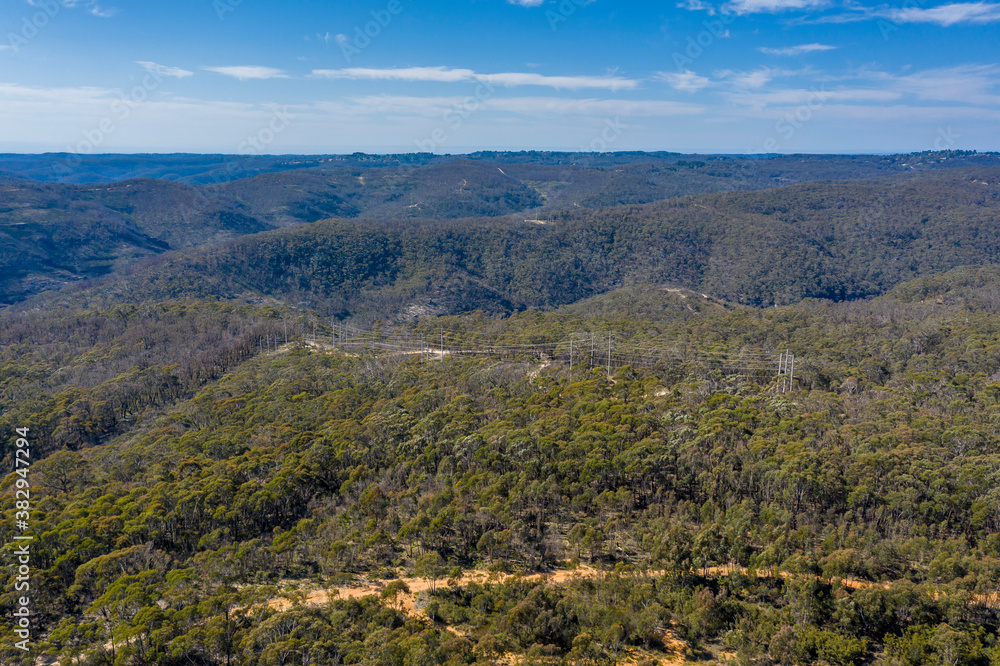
[310,325,799,388]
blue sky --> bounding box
[1,0,997,154]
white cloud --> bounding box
[331,94,702,118]
[722,64,1000,110]
[746,103,1000,123]
[759,43,836,56]
[312,66,639,90]
[716,67,799,89]
[732,69,775,88]
[784,10,871,24]
[507,0,595,5]
[204,66,288,81]
[3,80,999,153]
[0,81,308,150]
[715,66,808,90]
[88,5,116,17]
[314,66,477,83]
[486,97,703,116]
[724,0,826,13]
[886,64,1000,105]
[884,1,1000,25]
[790,1,1000,24]
[727,87,902,109]
[677,0,717,12]
[657,70,711,92]
[0,82,118,108]
[486,72,637,90]
[329,95,461,117]
[136,61,193,79]
[49,0,116,17]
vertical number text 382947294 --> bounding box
[11,427,33,653]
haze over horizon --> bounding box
[2,0,998,155]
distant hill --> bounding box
[213,160,544,224]
[31,166,997,322]
[0,153,430,185]
[3,149,996,185]
[0,177,277,304]
[2,151,998,301]
[0,179,170,304]
[555,285,737,320]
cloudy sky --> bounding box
[1,0,998,154]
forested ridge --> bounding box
[4,150,994,186]
[51,166,1000,320]
[3,265,1000,664]
[4,151,999,306]
[3,152,1000,664]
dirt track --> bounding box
[269,565,690,663]
[269,565,602,612]
[260,562,998,666]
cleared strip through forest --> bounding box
[302,324,798,388]
[269,564,1000,627]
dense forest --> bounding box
[2,150,993,186]
[2,152,1000,664]
[46,166,1000,319]
[3,151,1000,305]
[2,268,1000,663]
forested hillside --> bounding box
[49,166,1000,321]
[3,152,1000,665]
[3,267,1000,664]
[2,150,995,186]
[4,151,999,306]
